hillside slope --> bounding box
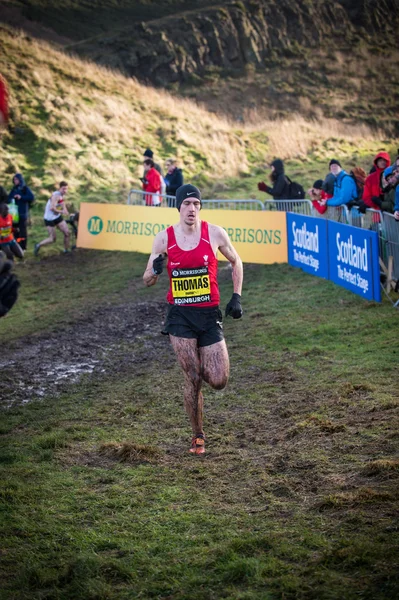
[67,0,399,131]
[1,0,398,131]
[0,25,396,206]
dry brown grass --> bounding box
[0,26,393,197]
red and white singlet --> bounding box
[166,220,220,307]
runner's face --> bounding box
[60,185,68,195]
[180,198,201,225]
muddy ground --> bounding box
[0,300,174,407]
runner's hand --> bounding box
[225,293,243,319]
[258,182,267,192]
[152,254,165,276]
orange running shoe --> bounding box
[189,434,205,455]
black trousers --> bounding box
[14,217,28,250]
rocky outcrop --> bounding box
[73,0,399,86]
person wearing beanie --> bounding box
[322,159,357,208]
[143,183,243,456]
[143,148,163,177]
[308,179,332,215]
[141,159,162,206]
[382,166,399,217]
[362,151,391,211]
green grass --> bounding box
[1,251,398,599]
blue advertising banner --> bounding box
[327,221,381,302]
[287,214,329,279]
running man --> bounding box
[34,181,70,256]
[143,184,243,455]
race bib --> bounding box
[0,226,12,239]
[171,266,211,305]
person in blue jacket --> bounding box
[7,173,34,250]
[164,158,183,196]
[323,159,357,208]
[384,166,399,220]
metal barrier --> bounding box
[349,208,386,266]
[202,199,264,211]
[128,189,177,207]
[264,199,313,215]
[312,205,350,224]
[382,213,399,284]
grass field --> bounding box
[1,243,398,600]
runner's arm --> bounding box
[49,193,60,215]
[216,226,243,295]
[143,230,168,287]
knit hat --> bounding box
[175,184,201,211]
[313,179,324,189]
[383,166,394,178]
[329,159,341,168]
[143,148,153,158]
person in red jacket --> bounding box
[308,179,333,214]
[142,159,161,206]
[0,75,8,128]
[362,151,391,210]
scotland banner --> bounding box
[327,221,381,302]
[287,214,328,279]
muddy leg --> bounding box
[169,335,204,435]
[200,340,230,390]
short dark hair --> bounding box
[143,159,154,167]
[59,181,68,188]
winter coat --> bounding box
[322,173,335,196]
[143,167,161,206]
[381,187,395,214]
[264,159,290,200]
[0,186,7,204]
[7,173,34,219]
[164,168,183,196]
[326,170,357,207]
[394,186,399,213]
[363,152,391,210]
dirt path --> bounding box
[1,300,171,407]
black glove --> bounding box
[357,200,367,214]
[371,195,383,208]
[152,254,165,276]
[225,293,243,319]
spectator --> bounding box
[383,166,399,219]
[308,179,332,215]
[34,181,70,256]
[0,203,24,260]
[258,159,290,200]
[323,159,357,208]
[0,75,8,128]
[142,159,161,206]
[0,184,7,204]
[7,173,34,250]
[164,159,183,196]
[322,172,336,197]
[143,149,163,177]
[362,151,391,211]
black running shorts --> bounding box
[163,305,224,347]
[44,215,63,227]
